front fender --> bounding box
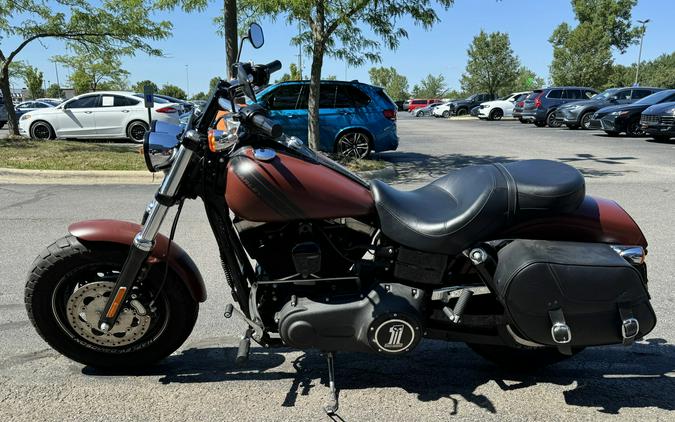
[68,219,207,302]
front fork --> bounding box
[97,145,194,331]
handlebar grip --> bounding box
[265,60,282,74]
[251,113,283,138]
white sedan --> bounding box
[477,91,530,120]
[19,91,181,142]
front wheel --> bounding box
[467,343,583,370]
[442,110,450,118]
[25,236,199,369]
[579,111,593,130]
[30,121,55,140]
[489,108,503,121]
[127,120,149,143]
[626,120,645,137]
[455,108,467,116]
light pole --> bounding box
[185,64,190,99]
[634,19,650,86]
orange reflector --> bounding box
[106,287,127,318]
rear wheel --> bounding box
[25,236,199,369]
[546,112,561,128]
[467,343,583,370]
[579,111,593,130]
[127,120,149,143]
[489,108,503,121]
[30,121,55,140]
[335,130,371,159]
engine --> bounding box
[277,283,425,355]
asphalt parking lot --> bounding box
[1,115,674,421]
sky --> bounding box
[3,0,673,96]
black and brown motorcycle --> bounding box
[26,24,656,414]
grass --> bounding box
[0,138,146,171]
[328,153,390,172]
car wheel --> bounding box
[626,120,645,137]
[605,131,620,137]
[415,111,423,117]
[335,131,371,159]
[579,111,593,130]
[546,112,561,128]
[30,121,55,140]
[456,108,467,116]
[518,118,528,124]
[126,120,149,143]
[489,108,503,121]
[442,111,450,118]
[534,121,547,127]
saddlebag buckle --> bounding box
[621,317,639,346]
[551,322,572,344]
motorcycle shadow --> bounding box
[83,337,675,416]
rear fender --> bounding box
[68,219,207,302]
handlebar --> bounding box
[240,104,282,138]
[264,60,282,74]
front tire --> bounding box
[456,108,467,116]
[467,343,583,370]
[489,108,503,121]
[442,110,450,118]
[579,111,593,130]
[25,236,199,369]
[626,120,645,137]
[30,121,55,140]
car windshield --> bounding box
[592,88,620,100]
[499,94,512,100]
[635,90,675,106]
[465,94,477,101]
[133,94,170,103]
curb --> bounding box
[0,168,164,185]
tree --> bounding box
[132,80,160,94]
[242,0,454,151]
[549,0,640,88]
[412,74,447,98]
[460,31,519,97]
[511,67,545,92]
[191,91,209,100]
[45,83,62,99]
[54,48,130,94]
[0,1,170,134]
[277,63,303,82]
[368,66,409,101]
[158,84,187,99]
[209,76,221,94]
[608,53,675,89]
[23,65,45,99]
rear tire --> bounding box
[335,130,371,159]
[546,112,561,128]
[25,236,199,370]
[467,343,583,370]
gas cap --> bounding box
[253,148,276,161]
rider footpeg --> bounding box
[236,328,253,365]
[443,289,474,323]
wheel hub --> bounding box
[65,281,151,347]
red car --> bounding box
[406,98,442,112]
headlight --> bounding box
[480,104,490,109]
[208,119,240,152]
[609,110,630,117]
[20,114,32,121]
[143,124,182,173]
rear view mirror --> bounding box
[248,23,264,49]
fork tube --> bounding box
[97,145,194,331]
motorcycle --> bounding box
[25,23,656,415]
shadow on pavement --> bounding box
[83,337,675,416]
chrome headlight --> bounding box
[20,114,32,121]
[143,123,182,173]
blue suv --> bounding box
[256,80,399,158]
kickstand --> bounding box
[323,352,339,415]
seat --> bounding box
[371,159,585,254]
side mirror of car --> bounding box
[609,95,618,103]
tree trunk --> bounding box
[307,1,325,151]
[0,67,19,135]
[224,0,238,79]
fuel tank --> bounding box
[226,147,375,222]
[499,196,648,247]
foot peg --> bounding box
[236,328,253,365]
[443,289,474,323]
[323,352,339,415]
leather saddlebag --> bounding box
[493,240,656,347]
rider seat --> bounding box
[371,160,585,254]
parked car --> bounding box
[13,100,57,118]
[431,100,458,118]
[513,92,538,123]
[521,87,598,127]
[447,93,495,116]
[18,91,181,142]
[589,89,675,137]
[0,99,6,129]
[257,80,398,158]
[478,91,530,120]
[35,98,64,105]
[555,87,663,129]
[640,102,675,142]
[413,102,443,117]
[154,94,192,113]
[470,105,481,117]
[407,98,442,113]
[394,100,405,111]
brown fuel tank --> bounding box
[225,147,375,222]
